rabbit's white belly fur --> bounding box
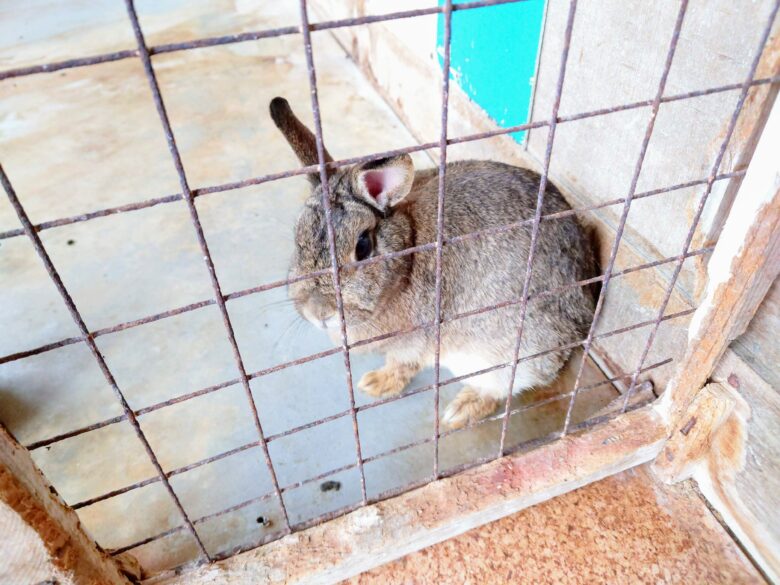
[440,350,537,398]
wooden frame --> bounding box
[656,98,780,429]
[1,3,777,584]
[654,95,780,581]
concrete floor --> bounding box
[1,0,618,574]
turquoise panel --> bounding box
[438,0,546,142]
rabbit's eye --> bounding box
[355,230,373,261]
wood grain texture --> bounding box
[660,98,780,427]
[654,97,780,582]
[151,405,666,585]
[701,349,780,583]
[654,383,736,484]
[732,277,780,392]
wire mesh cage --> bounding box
[1,0,778,579]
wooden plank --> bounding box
[592,379,655,418]
[151,405,667,585]
[731,276,780,391]
[654,99,780,581]
[702,24,780,248]
[307,0,539,166]
[700,349,780,583]
[653,361,780,581]
[529,0,779,279]
[659,97,780,427]
[0,424,130,585]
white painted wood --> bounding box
[654,97,780,582]
[659,96,780,426]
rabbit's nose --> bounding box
[322,314,340,329]
[302,297,337,329]
[303,308,337,330]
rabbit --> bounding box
[270,97,597,429]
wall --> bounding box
[529,0,778,270]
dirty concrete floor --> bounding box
[346,464,765,585]
[2,0,618,575]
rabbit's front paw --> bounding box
[442,388,499,429]
[358,367,408,397]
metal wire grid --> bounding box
[0,0,777,565]
[558,0,691,436]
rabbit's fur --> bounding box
[271,97,597,429]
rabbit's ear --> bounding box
[353,155,414,212]
[269,97,333,185]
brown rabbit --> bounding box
[270,97,597,429]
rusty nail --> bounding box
[680,416,697,436]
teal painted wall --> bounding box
[437,0,546,143]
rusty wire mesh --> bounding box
[1,0,778,566]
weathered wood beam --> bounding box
[658,97,780,428]
[698,350,780,583]
[654,98,780,582]
[0,424,131,585]
[653,383,736,484]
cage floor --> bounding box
[1,0,619,574]
[347,465,765,584]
